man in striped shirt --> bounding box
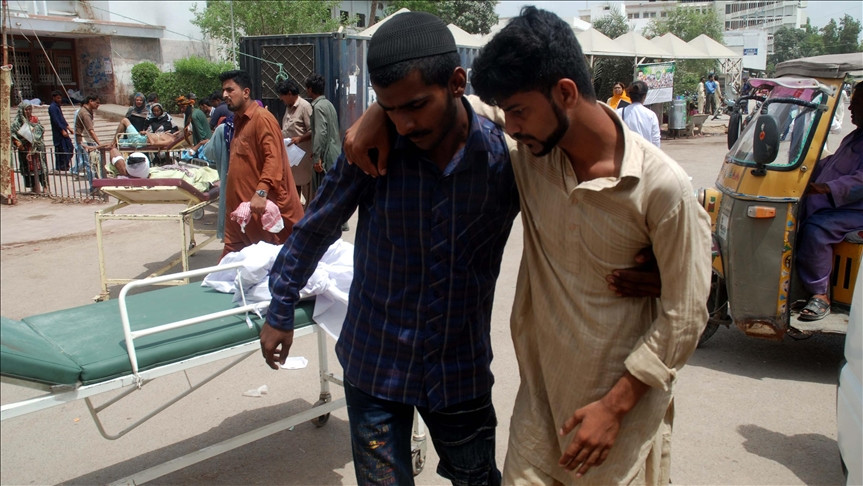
[261,13,518,485]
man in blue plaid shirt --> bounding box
[261,12,518,485]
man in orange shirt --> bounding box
[219,70,305,256]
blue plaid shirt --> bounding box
[267,99,519,410]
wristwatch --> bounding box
[256,189,268,198]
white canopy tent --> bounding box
[447,23,485,48]
[650,33,710,59]
[357,8,485,49]
[614,31,673,61]
[576,28,634,66]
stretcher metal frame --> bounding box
[93,177,220,301]
[1,263,346,485]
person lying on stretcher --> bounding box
[111,121,190,149]
[106,148,152,178]
[105,147,220,193]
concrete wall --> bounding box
[110,37,162,104]
[106,1,201,41]
[76,37,117,104]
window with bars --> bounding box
[11,51,34,99]
[261,44,315,98]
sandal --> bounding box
[798,296,830,321]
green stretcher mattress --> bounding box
[0,284,315,386]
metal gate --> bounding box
[261,44,316,98]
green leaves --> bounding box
[190,0,343,56]
[386,0,498,35]
[131,62,160,95]
[768,15,861,72]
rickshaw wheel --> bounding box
[700,274,729,347]
[699,321,720,346]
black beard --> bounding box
[536,99,569,156]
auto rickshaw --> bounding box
[697,53,863,344]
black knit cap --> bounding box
[367,12,457,71]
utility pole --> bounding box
[230,0,236,66]
[1,0,18,204]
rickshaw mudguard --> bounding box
[712,183,797,340]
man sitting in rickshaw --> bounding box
[797,82,863,321]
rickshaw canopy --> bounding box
[776,53,863,79]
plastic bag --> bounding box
[16,123,34,144]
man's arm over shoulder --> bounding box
[466,95,506,127]
[624,171,711,390]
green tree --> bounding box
[591,7,633,103]
[385,0,498,35]
[191,0,343,58]
[130,62,160,95]
[154,56,235,113]
[768,24,824,71]
[643,6,723,42]
[644,6,724,98]
[593,7,629,39]
[835,14,863,54]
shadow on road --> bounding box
[60,398,353,485]
[689,325,845,385]
[738,424,842,486]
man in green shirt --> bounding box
[177,93,213,146]
[304,74,341,204]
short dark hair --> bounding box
[471,6,595,106]
[305,74,325,95]
[51,90,62,97]
[84,94,100,103]
[147,92,158,103]
[209,92,222,102]
[370,52,459,89]
[276,79,302,96]
[220,70,252,91]
[626,81,648,103]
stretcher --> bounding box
[93,177,219,301]
[0,263,346,485]
[116,132,192,152]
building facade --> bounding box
[580,0,809,52]
[6,0,209,105]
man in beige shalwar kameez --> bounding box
[276,79,314,208]
[470,7,712,485]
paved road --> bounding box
[0,125,848,485]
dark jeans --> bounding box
[345,380,501,486]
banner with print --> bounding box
[636,62,675,105]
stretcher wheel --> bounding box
[412,444,426,476]
[192,208,204,220]
[310,399,330,427]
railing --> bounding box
[10,147,104,202]
[9,146,189,202]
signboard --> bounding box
[725,30,767,71]
[636,62,675,105]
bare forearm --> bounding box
[600,371,650,417]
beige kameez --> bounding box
[281,96,314,206]
[471,97,712,485]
